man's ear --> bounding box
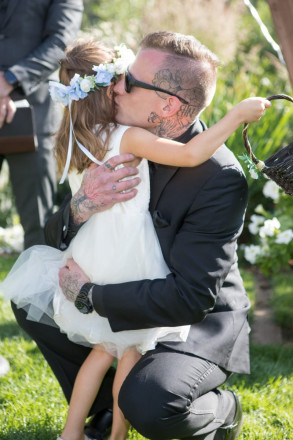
[161,96,182,117]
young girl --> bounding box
[1,39,269,440]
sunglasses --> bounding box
[124,70,190,105]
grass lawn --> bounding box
[0,256,292,439]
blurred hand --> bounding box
[0,71,13,98]
[0,97,16,128]
[59,258,90,302]
[71,153,141,224]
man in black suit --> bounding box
[14,31,249,440]
[0,0,83,248]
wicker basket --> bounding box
[242,94,293,196]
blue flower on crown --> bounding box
[49,43,135,106]
[69,74,89,101]
[49,82,71,106]
[93,69,114,86]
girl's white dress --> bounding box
[1,125,190,358]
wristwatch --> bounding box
[4,71,20,89]
[74,282,94,314]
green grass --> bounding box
[1,257,293,439]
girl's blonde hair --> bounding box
[54,39,116,175]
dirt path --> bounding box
[251,272,283,345]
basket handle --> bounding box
[242,94,293,167]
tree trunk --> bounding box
[267,0,293,89]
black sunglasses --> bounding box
[125,70,190,105]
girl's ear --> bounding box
[161,96,183,117]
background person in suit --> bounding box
[13,31,249,440]
[0,0,83,249]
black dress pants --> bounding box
[119,346,234,440]
[12,304,234,439]
[1,133,56,249]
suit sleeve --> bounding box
[9,0,83,96]
[92,165,248,331]
[44,194,71,249]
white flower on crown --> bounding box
[93,44,135,77]
[49,43,134,107]
[80,76,96,92]
[113,44,135,74]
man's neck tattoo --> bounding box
[148,69,197,138]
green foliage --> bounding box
[202,48,293,274]
[226,345,293,440]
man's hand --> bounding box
[0,71,13,98]
[0,97,16,128]
[70,153,141,224]
[59,258,90,302]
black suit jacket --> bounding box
[45,120,250,374]
[0,0,83,135]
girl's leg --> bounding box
[61,345,115,440]
[109,348,141,440]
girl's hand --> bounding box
[235,97,271,124]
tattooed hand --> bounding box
[59,258,90,302]
[70,153,141,225]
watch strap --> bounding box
[74,282,94,314]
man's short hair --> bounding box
[139,31,220,114]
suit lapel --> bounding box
[2,0,20,28]
[149,119,206,212]
[149,164,179,212]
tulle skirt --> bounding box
[1,241,190,358]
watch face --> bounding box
[75,283,94,314]
[75,299,89,314]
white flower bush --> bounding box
[243,195,293,275]
[259,217,280,238]
[244,244,263,264]
[275,230,293,245]
[0,224,24,254]
[262,180,280,202]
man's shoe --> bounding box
[84,408,113,440]
[214,392,243,440]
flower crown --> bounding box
[49,44,135,106]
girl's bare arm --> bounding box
[120,97,271,167]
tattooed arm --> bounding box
[45,154,140,249]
